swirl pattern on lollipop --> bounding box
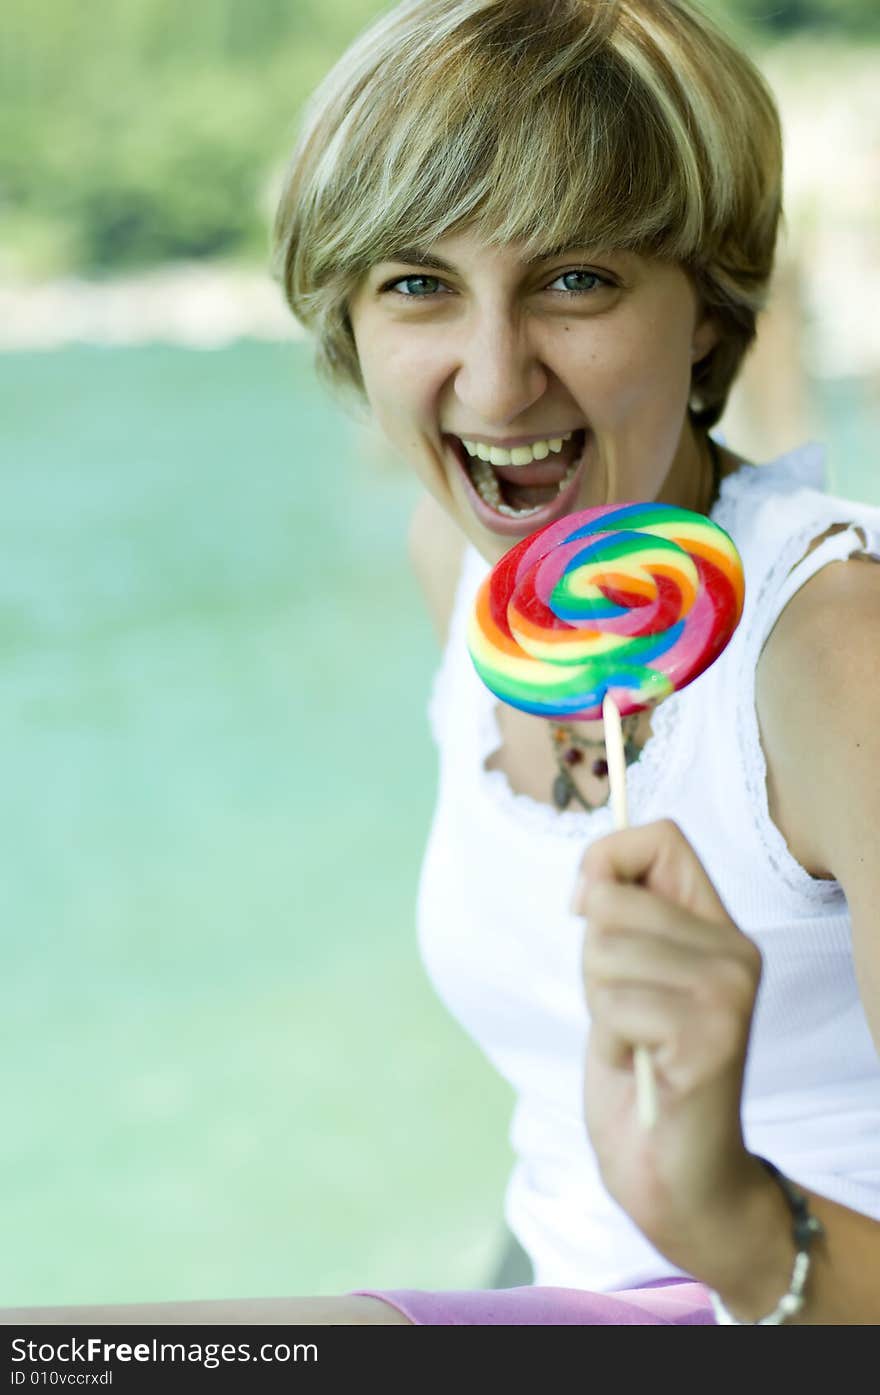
[467,502,745,720]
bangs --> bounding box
[302,7,712,287]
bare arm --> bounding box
[756,553,880,1049]
[572,553,880,1323]
[689,553,880,1322]
[736,551,880,1323]
[686,554,880,1323]
[576,815,880,1325]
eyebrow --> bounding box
[383,244,594,271]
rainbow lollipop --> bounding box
[467,501,744,721]
[467,501,745,1126]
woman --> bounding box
[7,0,880,1326]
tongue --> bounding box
[500,479,561,507]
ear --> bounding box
[691,313,720,366]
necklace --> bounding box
[547,435,722,812]
[549,715,642,811]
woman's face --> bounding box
[348,229,718,564]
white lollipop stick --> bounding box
[602,693,659,1131]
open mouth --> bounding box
[446,428,588,536]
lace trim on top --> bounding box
[723,448,880,901]
[474,663,690,841]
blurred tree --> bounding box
[736,0,880,34]
[2,0,879,278]
[1,0,384,274]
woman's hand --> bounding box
[572,818,766,1271]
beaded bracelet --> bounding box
[708,1157,825,1325]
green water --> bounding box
[2,344,877,1309]
[819,377,880,504]
[0,341,514,1306]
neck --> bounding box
[657,424,718,516]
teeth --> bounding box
[467,446,583,517]
[462,430,573,467]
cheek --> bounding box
[360,337,440,422]
[578,314,693,424]
[355,345,438,478]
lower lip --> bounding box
[448,434,588,537]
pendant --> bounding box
[552,772,573,810]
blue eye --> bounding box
[385,275,444,297]
[549,270,605,294]
[379,267,611,299]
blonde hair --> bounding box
[273,0,783,427]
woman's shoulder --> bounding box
[407,493,467,647]
[755,526,880,881]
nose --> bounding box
[452,310,548,426]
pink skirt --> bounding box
[352,1277,715,1325]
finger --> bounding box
[584,950,758,1038]
[588,979,753,1091]
[571,819,732,925]
[582,888,761,1015]
[581,879,738,955]
[583,916,712,993]
[588,983,691,1056]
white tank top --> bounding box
[417,443,880,1291]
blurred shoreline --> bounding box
[0,262,301,352]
